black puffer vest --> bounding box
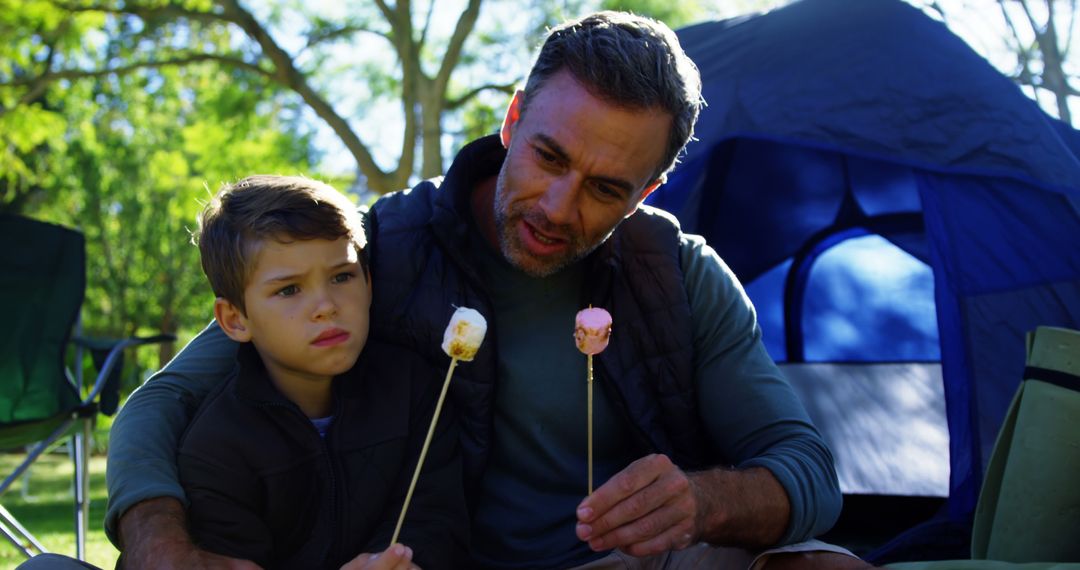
[368,136,712,501]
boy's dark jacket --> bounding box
[177,342,466,570]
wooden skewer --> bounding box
[391,358,458,545]
[587,353,594,496]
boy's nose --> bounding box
[312,294,338,320]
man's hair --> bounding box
[195,175,367,314]
[522,11,704,183]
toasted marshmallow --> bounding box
[574,308,612,355]
[441,307,487,361]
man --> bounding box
[103,11,868,570]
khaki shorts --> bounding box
[568,538,857,570]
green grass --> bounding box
[0,452,118,570]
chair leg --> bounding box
[0,421,76,559]
[20,446,35,502]
[73,421,91,561]
[0,503,46,558]
[0,421,73,497]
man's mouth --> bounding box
[520,220,569,254]
[531,226,559,245]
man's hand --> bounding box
[340,544,420,570]
[574,455,791,557]
[118,497,260,570]
[574,454,700,557]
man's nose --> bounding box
[537,177,579,226]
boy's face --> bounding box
[216,236,370,387]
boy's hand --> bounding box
[340,544,421,570]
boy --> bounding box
[179,175,466,569]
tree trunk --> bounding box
[420,79,445,180]
[158,309,177,369]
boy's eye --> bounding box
[331,272,354,284]
[276,285,299,297]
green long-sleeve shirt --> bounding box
[468,233,840,568]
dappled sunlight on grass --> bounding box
[0,453,118,569]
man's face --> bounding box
[493,70,672,277]
[229,236,371,387]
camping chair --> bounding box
[884,326,1080,569]
[0,214,174,561]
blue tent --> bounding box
[652,0,1080,550]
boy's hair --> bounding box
[196,175,367,314]
[523,11,704,183]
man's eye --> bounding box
[276,285,299,297]
[592,183,623,201]
[332,272,354,284]
[597,185,621,198]
[535,147,558,164]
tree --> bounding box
[1,1,319,375]
[7,0,525,194]
[59,60,315,371]
[995,0,1078,123]
[914,0,1079,125]
[0,0,94,213]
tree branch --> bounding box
[926,1,946,20]
[5,17,73,109]
[997,0,1034,84]
[1034,0,1072,122]
[373,0,395,24]
[217,0,397,191]
[1,53,271,89]
[419,0,435,49]
[446,81,517,109]
[434,0,482,97]
[305,24,388,49]
[1014,0,1043,34]
[1066,0,1077,56]
[49,0,225,25]
[381,0,419,189]
[997,0,1026,51]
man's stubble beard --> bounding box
[492,167,614,278]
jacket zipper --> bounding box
[255,399,337,568]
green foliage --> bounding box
[599,0,710,28]
[460,97,501,143]
[1,1,96,214]
[2,7,319,391]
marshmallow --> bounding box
[441,307,487,361]
[574,308,612,355]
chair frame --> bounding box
[0,331,171,560]
[0,214,176,564]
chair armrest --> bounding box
[72,334,177,410]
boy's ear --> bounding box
[214,298,252,343]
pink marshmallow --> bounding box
[575,308,612,355]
